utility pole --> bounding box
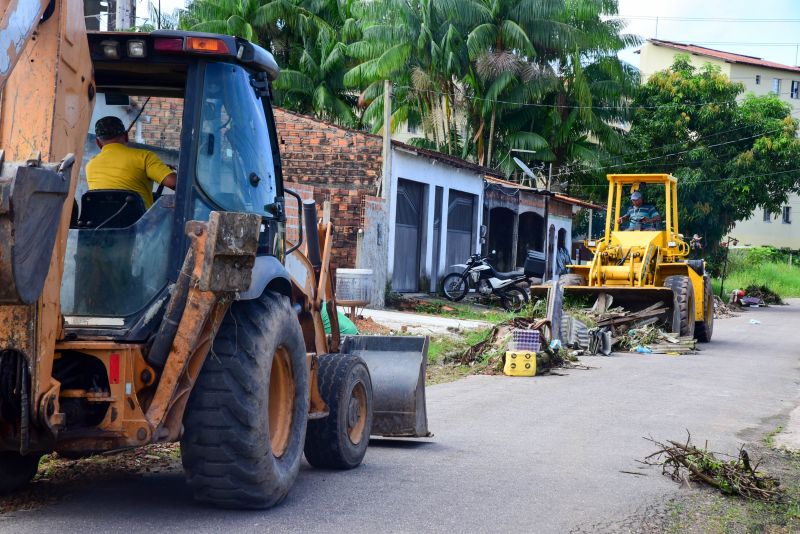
[380,79,392,201]
[115,0,135,31]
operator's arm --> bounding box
[617,207,631,224]
[144,151,177,190]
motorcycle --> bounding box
[441,253,531,312]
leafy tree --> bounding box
[625,55,800,256]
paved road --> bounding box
[3,303,799,533]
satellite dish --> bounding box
[513,157,537,187]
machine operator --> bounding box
[616,190,661,230]
[86,116,177,208]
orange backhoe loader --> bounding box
[0,0,428,509]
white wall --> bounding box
[386,148,485,292]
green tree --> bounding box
[625,55,800,256]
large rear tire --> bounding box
[0,452,40,494]
[181,291,309,509]
[304,354,373,470]
[695,276,714,343]
[441,273,468,301]
[664,275,696,338]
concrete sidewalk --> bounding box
[352,307,492,336]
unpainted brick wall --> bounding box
[274,108,384,270]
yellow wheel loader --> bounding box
[0,0,428,507]
[554,173,713,341]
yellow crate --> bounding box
[503,351,537,377]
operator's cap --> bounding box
[94,116,126,139]
[630,191,642,201]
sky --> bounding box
[616,0,800,70]
[137,0,800,70]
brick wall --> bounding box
[274,108,384,270]
[131,96,183,151]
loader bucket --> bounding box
[340,335,430,438]
[562,286,679,333]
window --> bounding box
[792,81,799,99]
[763,208,772,222]
[783,206,792,224]
[196,62,279,218]
[772,78,782,95]
[755,74,761,85]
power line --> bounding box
[566,166,800,190]
[622,15,800,23]
[395,84,800,111]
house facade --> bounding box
[483,177,600,279]
[639,39,799,249]
[274,109,492,304]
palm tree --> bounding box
[273,28,359,126]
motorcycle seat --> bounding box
[494,269,525,280]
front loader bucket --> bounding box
[562,286,679,333]
[340,335,430,438]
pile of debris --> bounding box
[643,434,782,501]
[618,326,697,354]
[713,296,738,318]
[560,299,696,355]
[742,284,784,306]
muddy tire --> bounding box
[304,354,373,470]
[559,273,586,286]
[0,452,40,494]
[442,273,468,301]
[664,275,696,338]
[501,286,528,312]
[181,291,309,509]
[695,276,714,343]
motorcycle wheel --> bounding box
[501,286,528,312]
[442,273,468,301]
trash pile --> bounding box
[729,284,784,307]
[559,298,696,355]
[713,296,738,318]
[618,326,697,354]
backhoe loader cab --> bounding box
[561,174,714,342]
[1,19,428,510]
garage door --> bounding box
[392,179,424,292]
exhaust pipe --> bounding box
[302,199,321,271]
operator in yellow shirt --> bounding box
[86,116,177,208]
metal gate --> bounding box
[393,179,424,292]
[445,190,475,268]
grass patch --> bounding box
[713,248,800,299]
[413,299,517,323]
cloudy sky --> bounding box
[137,0,800,69]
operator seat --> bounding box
[75,190,146,229]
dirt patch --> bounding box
[0,443,180,514]
[353,316,392,335]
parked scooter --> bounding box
[441,252,533,312]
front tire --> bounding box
[442,273,468,301]
[304,354,373,470]
[181,291,309,509]
[664,275,696,338]
[0,452,40,494]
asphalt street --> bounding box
[2,302,799,533]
